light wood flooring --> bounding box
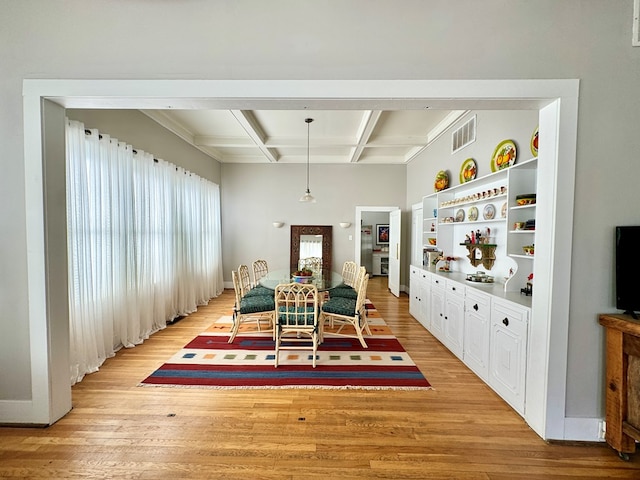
[1,276,639,479]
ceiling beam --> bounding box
[230,110,279,163]
[349,110,382,163]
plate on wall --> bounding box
[501,202,507,218]
[455,209,465,222]
[483,203,496,220]
[459,158,477,183]
[468,206,479,222]
[434,170,449,192]
[490,139,517,172]
[530,126,539,157]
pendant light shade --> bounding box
[299,118,316,203]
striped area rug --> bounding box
[139,301,431,390]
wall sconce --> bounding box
[339,222,351,228]
[272,222,284,228]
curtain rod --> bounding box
[84,129,159,162]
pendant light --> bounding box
[299,117,316,203]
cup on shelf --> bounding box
[514,222,526,230]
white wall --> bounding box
[1,1,639,432]
[220,163,406,279]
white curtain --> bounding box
[300,239,322,260]
[65,119,223,385]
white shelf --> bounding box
[509,254,535,259]
[510,204,537,211]
[440,193,508,210]
[440,218,505,227]
[509,230,535,234]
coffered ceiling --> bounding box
[141,109,464,164]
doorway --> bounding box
[21,79,577,442]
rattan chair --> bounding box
[239,264,272,297]
[252,259,269,287]
[329,265,365,301]
[320,273,371,348]
[229,270,275,343]
[341,261,358,287]
[298,256,322,275]
[274,282,319,368]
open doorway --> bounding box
[355,206,401,297]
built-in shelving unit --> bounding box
[421,157,538,294]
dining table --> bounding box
[258,269,344,292]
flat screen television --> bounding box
[615,226,640,318]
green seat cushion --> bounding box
[244,285,274,298]
[322,297,357,317]
[277,306,316,326]
[238,294,275,314]
[328,286,357,300]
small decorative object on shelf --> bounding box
[521,273,533,296]
[436,255,457,272]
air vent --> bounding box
[451,114,476,154]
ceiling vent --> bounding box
[451,114,476,154]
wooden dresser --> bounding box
[599,313,640,460]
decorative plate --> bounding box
[490,139,517,172]
[459,158,477,183]
[501,202,507,218]
[434,170,449,192]
[483,203,496,220]
[468,206,479,222]
[455,209,465,222]
[530,126,539,157]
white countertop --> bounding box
[412,264,533,309]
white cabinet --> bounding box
[372,253,389,276]
[489,298,529,415]
[463,288,492,381]
[428,275,464,359]
[410,266,431,330]
[411,204,424,267]
[429,276,445,342]
[442,280,465,359]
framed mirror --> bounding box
[290,225,333,273]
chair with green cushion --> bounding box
[239,263,273,297]
[320,274,370,348]
[329,265,365,300]
[252,259,269,287]
[228,270,275,343]
[274,282,319,368]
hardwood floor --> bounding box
[1,276,638,479]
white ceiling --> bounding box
[140,109,463,164]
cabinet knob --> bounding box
[502,317,509,327]
[473,304,479,311]
[452,287,456,291]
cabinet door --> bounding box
[489,300,529,414]
[429,285,445,341]
[409,267,420,319]
[419,270,431,329]
[443,290,464,359]
[463,289,491,381]
[372,255,381,276]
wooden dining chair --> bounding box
[228,270,275,343]
[274,282,319,368]
[320,273,371,348]
[329,265,365,301]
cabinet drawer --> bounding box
[466,288,491,315]
[431,275,445,289]
[492,298,529,328]
[446,279,464,296]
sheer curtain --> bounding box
[66,119,223,385]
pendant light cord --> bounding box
[305,117,313,192]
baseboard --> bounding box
[562,416,606,442]
[0,399,46,426]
